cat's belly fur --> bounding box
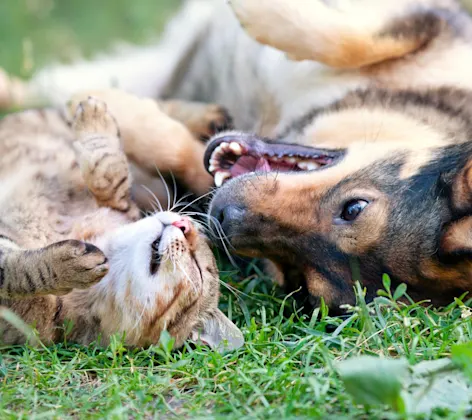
[0,112,99,247]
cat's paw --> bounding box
[47,240,109,293]
[72,97,119,137]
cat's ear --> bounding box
[191,310,244,352]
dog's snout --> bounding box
[212,203,246,233]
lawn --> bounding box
[0,1,471,419]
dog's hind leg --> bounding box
[228,0,450,69]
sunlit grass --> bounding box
[1,264,471,418]
[0,1,471,418]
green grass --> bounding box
[0,1,471,418]
[0,0,178,77]
[1,266,471,418]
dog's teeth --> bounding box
[209,164,217,173]
[220,142,230,151]
[286,157,297,164]
[210,158,219,167]
[229,142,243,154]
[214,171,231,187]
[298,161,320,170]
[214,145,224,156]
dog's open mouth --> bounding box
[204,134,344,186]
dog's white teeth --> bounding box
[214,171,231,187]
[210,158,219,166]
[220,142,230,151]
[286,157,297,164]
[209,164,217,173]
[298,161,320,170]
[229,142,243,155]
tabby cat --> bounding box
[0,90,243,351]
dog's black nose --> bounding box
[211,203,246,234]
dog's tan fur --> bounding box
[2,0,472,308]
[0,91,243,349]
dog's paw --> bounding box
[201,105,233,140]
[184,103,233,140]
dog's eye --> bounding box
[340,199,368,221]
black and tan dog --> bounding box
[3,0,472,309]
[203,0,472,309]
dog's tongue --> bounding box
[256,157,271,171]
[230,156,270,177]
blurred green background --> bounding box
[2,0,472,81]
[0,0,179,78]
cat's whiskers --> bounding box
[140,184,165,212]
[176,260,199,294]
[153,165,172,210]
[169,192,194,213]
[173,189,214,213]
[169,171,179,211]
[131,296,150,333]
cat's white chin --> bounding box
[92,212,198,329]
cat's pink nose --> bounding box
[172,217,191,236]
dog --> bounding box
[2,0,472,310]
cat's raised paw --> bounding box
[47,239,109,293]
[72,97,119,137]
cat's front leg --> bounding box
[71,97,140,220]
[0,239,108,298]
[69,89,214,195]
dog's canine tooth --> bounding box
[306,162,320,170]
[298,161,320,170]
[229,142,243,154]
[214,171,231,187]
[210,151,219,162]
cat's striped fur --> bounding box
[0,92,243,350]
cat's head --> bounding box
[92,212,243,351]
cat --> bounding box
[0,90,243,351]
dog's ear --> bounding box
[441,217,472,257]
[450,160,472,212]
[441,159,472,256]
